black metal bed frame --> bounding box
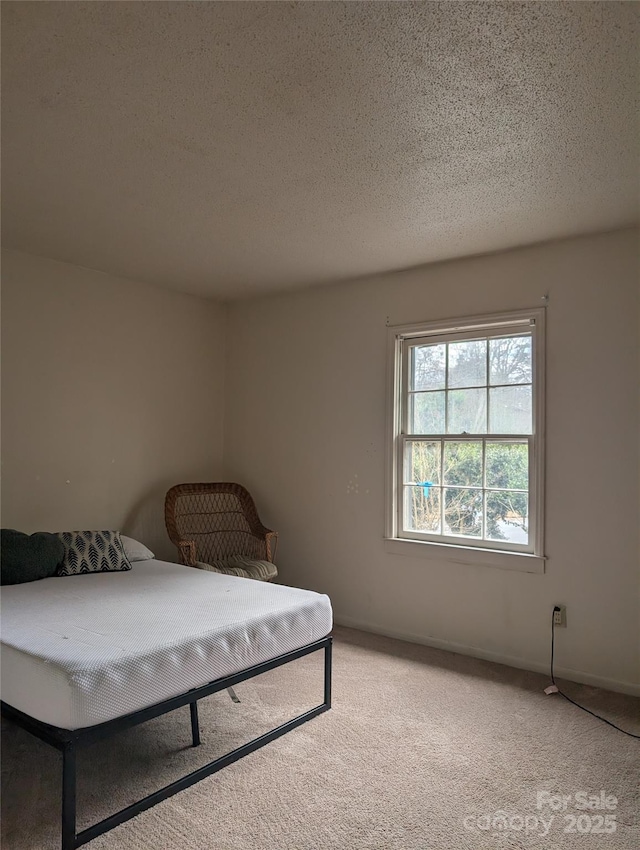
[1,635,332,850]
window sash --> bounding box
[402,331,533,437]
[397,434,535,554]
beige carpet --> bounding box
[2,626,639,850]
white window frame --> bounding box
[385,309,546,573]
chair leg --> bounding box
[62,744,76,850]
[227,686,241,704]
[189,701,201,747]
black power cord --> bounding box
[549,607,640,739]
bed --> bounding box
[1,559,333,849]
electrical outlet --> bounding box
[553,605,567,627]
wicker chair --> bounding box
[165,483,278,582]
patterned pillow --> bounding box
[57,530,132,576]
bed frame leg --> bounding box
[62,744,76,850]
[189,701,201,747]
[324,638,332,708]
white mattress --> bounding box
[1,560,332,730]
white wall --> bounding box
[225,229,640,693]
[1,249,226,560]
[2,233,637,693]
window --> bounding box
[386,310,545,561]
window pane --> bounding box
[447,388,487,434]
[443,441,482,487]
[489,335,532,386]
[443,488,482,537]
[489,386,532,434]
[405,441,441,485]
[486,442,528,490]
[404,485,441,533]
[411,391,445,434]
[448,340,487,388]
[411,344,446,391]
[486,490,529,544]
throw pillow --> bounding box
[0,529,65,585]
[57,530,132,576]
[120,535,155,562]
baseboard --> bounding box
[333,614,640,698]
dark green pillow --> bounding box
[0,529,64,585]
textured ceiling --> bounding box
[2,2,638,300]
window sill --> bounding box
[383,537,546,574]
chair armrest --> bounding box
[264,530,279,563]
[177,540,197,567]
